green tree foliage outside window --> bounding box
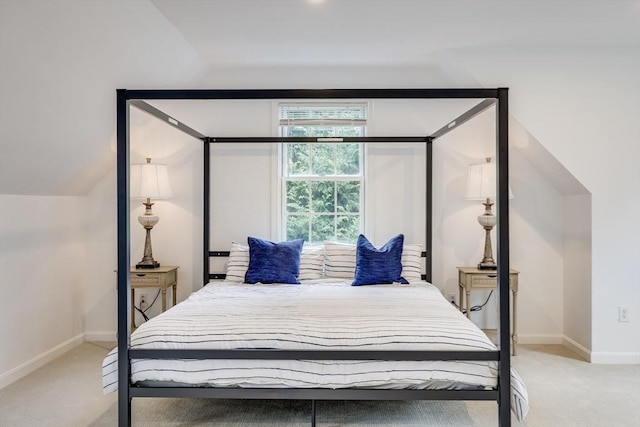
[281,104,366,244]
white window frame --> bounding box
[278,102,367,243]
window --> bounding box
[280,103,366,244]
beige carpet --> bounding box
[90,398,500,427]
[1,342,639,426]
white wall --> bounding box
[0,195,87,387]
[83,167,117,340]
[1,3,635,394]
[563,194,592,358]
[76,65,599,350]
[509,147,565,340]
[448,47,640,362]
[14,52,633,375]
[129,107,204,323]
[82,105,207,337]
[430,106,567,335]
[0,0,205,196]
[111,97,568,342]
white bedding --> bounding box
[102,279,528,420]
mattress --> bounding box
[102,279,528,420]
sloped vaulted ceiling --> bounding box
[151,0,640,67]
[0,0,204,195]
[1,0,638,196]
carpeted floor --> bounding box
[90,398,500,427]
[1,342,639,426]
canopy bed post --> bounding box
[116,89,132,427]
[496,87,511,427]
[425,138,433,282]
[203,138,210,286]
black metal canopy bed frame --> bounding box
[116,88,512,426]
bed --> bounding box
[104,277,528,421]
[114,88,517,426]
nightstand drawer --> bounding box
[458,269,518,291]
[131,273,161,285]
[468,273,498,287]
[130,269,177,286]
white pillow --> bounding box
[401,243,424,283]
[323,241,357,279]
[225,241,250,283]
[224,242,324,282]
[298,245,324,281]
[324,240,424,281]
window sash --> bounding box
[283,142,364,177]
[280,103,366,243]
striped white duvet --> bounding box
[102,279,528,420]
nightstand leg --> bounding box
[458,286,463,313]
[466,290,471,319]
[130,289,135,331]
[512,290,518,356]
[162,289,167,312]
[172,285,177,307]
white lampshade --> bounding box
[465,158,513,201]
[130,160,173,199]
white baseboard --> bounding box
[562,336,591,361]
[518,334,639,364]
[590,351,640,364]
[0,333,84,389]
[517,334,563,345]
[84,331,116,342]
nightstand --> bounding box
[457,266,519,355]
[130,266,178,330]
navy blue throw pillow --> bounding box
[352,234,409,286]
[245,237,304,284]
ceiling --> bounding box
[0,0,638,195]
[152,0,640,66]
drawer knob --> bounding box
[136,273,146,277]
[486,274,497,278]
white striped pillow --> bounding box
[323,241,357,279]
[224,241,250,283]
[401,243,423,283]
[324,240,424,281]
[298,246,324,281]
[225,242,324,282]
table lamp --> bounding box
[130,158,172,269]
[465,157,513,270]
